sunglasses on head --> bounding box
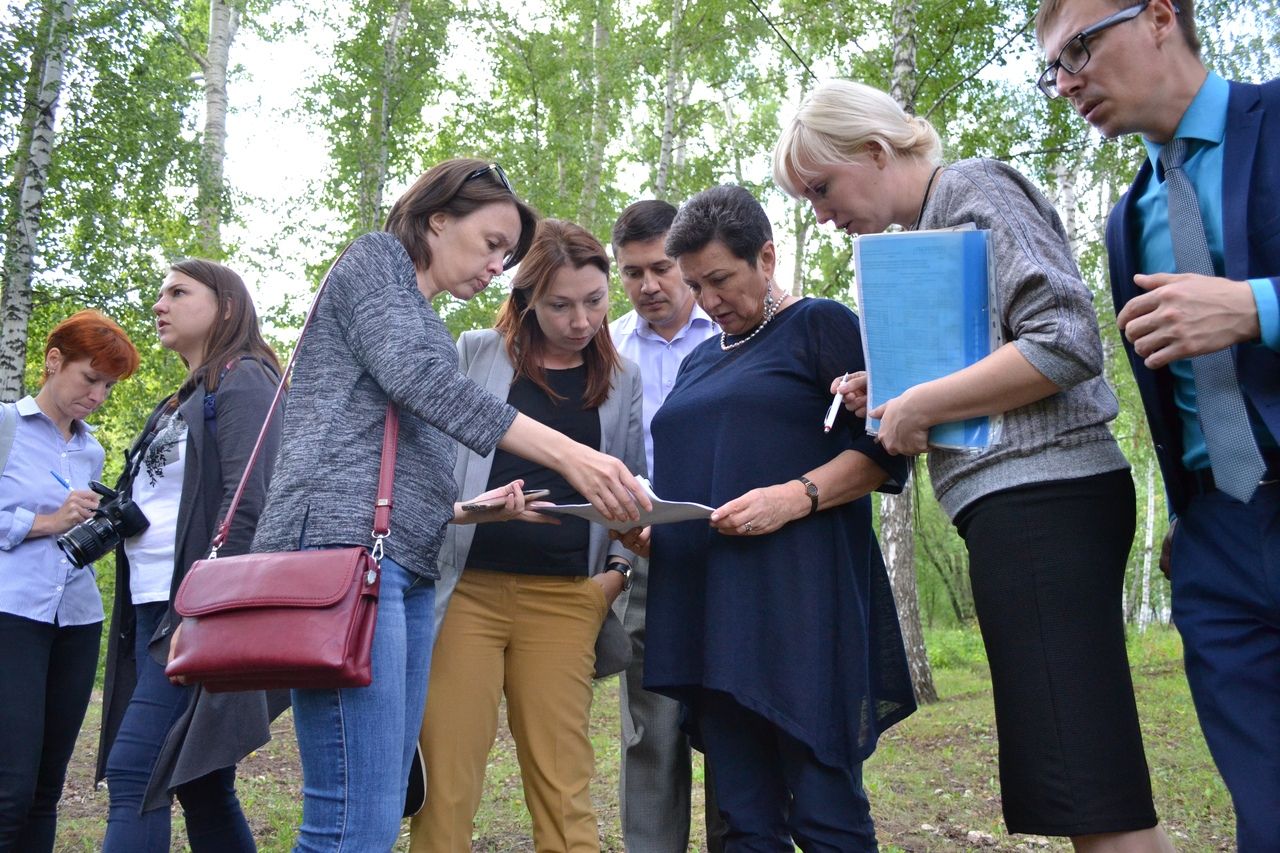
[463,163,515,195]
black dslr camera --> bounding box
[56,480,149,568]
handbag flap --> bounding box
[175,548,370,616]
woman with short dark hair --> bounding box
[252,160,648,851]
[630,185,915,851]
[0,310,138,852]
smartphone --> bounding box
[461,488,551,512]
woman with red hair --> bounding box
[0,309,138,852]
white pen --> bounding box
[823,373,849,433]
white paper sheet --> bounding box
[532,477,712,531]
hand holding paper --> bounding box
[535,477,711,532]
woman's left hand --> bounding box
[868,386,932,456]
[711,483,806,537]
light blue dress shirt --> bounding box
[1133,72,1278,469]
[0,396,106,626]
[611,305,718,475]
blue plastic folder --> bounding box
[853,226,1002,451]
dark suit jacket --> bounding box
[1105,77,1280,514]
[97,357,288,809]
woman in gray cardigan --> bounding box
[97,260,285,851]
[251,161,649,852]
[774,81,1174,852]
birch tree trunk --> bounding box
[654,0,682,198]
[195,0,240,257]
[1138,461,1156,632]
[882,0,937,704]
[0,0,74,401]
[578,1,610,228]
[791,198,809,296]
[1054,159,1079,259]
[358,0,413,233]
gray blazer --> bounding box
[434,329,645,677]
[97,358,288,809]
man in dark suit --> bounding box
[1036,1,1279,848]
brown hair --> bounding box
[384,158,539,272]
[44,309,140,382]
[168,259,282,395]
[493,220,619,409]
[1035,0,1200,55]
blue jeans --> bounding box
[102,603,254,853]
[291,555,436,852]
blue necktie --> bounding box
[1159,137,1265,503]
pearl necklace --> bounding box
[720,283,786,351]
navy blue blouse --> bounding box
[644,297,915,769]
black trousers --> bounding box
[0,612,101,853]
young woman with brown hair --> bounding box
[409,219,644,853]
[97,260,284,852]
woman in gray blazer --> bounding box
[410,220,644,853]
[97,260,284,852]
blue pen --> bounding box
[49,470,71,490]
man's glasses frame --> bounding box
[464,163,514,195]
[1037,0,1169,99]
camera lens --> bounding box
[56,516,119,569]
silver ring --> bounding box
[744,521,754,533]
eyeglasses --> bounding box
[1037,1,1168,99]
[464,162,515,195]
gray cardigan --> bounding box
[434,329,645,677]
[97,357,287,809]
[920,159,1129,517]
[253,232,518,577]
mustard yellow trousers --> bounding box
[409,570,605,853]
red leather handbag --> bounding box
[166,249,398,693]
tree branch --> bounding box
[921,19,1032,121]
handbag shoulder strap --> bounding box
[209,243,399,555]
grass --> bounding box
[54,625,1233,852]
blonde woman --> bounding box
[774,80,1173,852]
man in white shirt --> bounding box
[609,200,720,853]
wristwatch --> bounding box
[795,476,819,516]
[604,560,633,590]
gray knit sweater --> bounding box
[253,232,517,578]
[920,159,1128,518]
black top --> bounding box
[645,298,915,769]
[468,364,600,576]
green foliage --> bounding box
[922,626,988,670]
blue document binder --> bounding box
[853,227,1001,451]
